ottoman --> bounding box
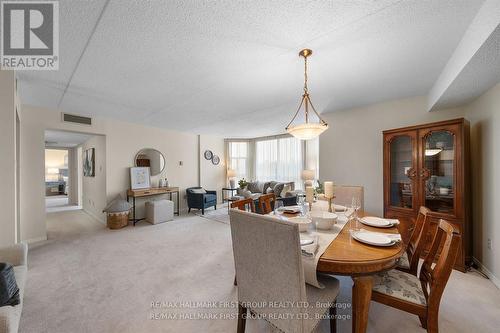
[145,199,174,224]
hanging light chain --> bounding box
[303,54,308,94]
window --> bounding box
[255,136,303,187]
[227,141,249,180]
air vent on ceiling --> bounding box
[62,113,92,125]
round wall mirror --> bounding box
[134,149,165,176]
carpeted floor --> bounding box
[20,210,500,333]
[195,206,230,224]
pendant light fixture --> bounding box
[286,49,328,140]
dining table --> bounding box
[279,202,404,333]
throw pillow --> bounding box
[262,182,272,194]
[0,262,20,307]
[282,184,292,196]
[191,188,207,194]
[242,190,253,198]
[273,183,285,197]
[266,187,274,194]
[247,182,260,193]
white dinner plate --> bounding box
[359,216,395,228]
[300,238,314,246]
[351,231,396,247]
[277,205,301,213]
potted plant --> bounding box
[238,178,249,190]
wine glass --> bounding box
[274,199,284,215]
[350,196,361,232]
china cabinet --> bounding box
[383,118,470,271]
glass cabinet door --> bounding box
[422,130,455,214]
[388,134,416,210]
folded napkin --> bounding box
[359,228,402,241]
[301,235,319,258]
[385,218,400,225]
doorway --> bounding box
[45,148,76,211]
[44,130,94,212]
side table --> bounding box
[222,188,238,203]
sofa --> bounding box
[238,181,297,206]
[0,243,27,333]
[186,187,217,215]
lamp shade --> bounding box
[301,169,315,181]
[287,123,328,141]
[227,169,236,178]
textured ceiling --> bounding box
[432,25,500,110]
[18,0,485,137]
[45,130,94,148]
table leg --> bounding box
[352,275,373,333]
[176,191,180,215]
[133,196,136,226]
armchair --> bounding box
[186,187,217,215]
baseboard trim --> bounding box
[472,257,500,289]
[83,209,106,225]
[25,235,48,244]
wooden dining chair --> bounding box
[229,209,340,333]
[231,198,256,213]
[397,206,432,276]
[258,193,276,214]
[371,219,461,333]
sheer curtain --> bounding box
[255,136,303,187]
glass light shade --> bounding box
[286,123,328,140]
[425,148,443,156]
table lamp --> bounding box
[301,169,315,189]
[324,181,335,212]
[227,169,236,189]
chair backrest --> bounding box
[406,206,432,274]
[229,209,307,333]
[419,219,461,306]
[334,185,364,211]
[230,198,255,212]
[258,193,276,214]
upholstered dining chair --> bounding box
[230,199,256,287]
[258,193,276,215]
[229,209,340,333]
[397,206,432,276]
[333,185,364,211]
[371,219,461,333]
[230,198,256,213]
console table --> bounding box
[127,187,180,225]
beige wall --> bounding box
[0,70,16,247]
[464,83,500,282]
[199,135,226,203]
[19,105,224,241]
[319,96,465,216]
[81,135,107,222]
[67,147,79,205]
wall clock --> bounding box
[204,150,213,160]
[212,155,220,165]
